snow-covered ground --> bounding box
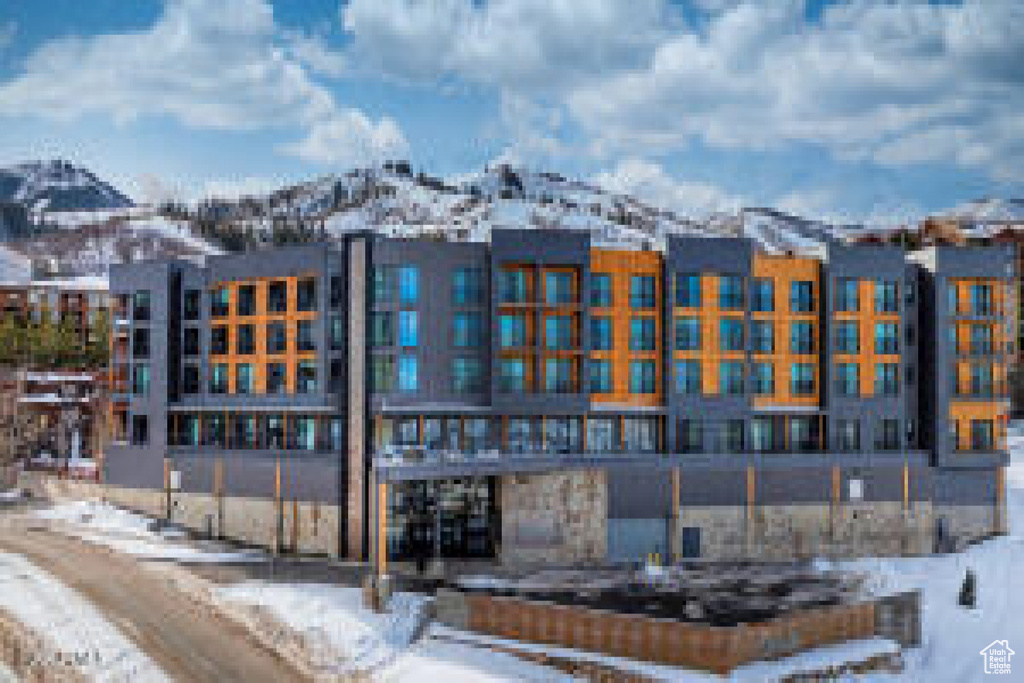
[0,551,168,681]
[35,499,265,563]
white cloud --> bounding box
[279,110,408,165]
[201,176,286,200]
[593,158,741,217]
[0,0,403,167]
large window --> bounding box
[297,320,316,352]
[590,273,612,307]
[237,285,256,316]
[969,283,992,315]
[499,270,529,304]
[629,317,656,351]
[182,365,200,395]
[719,319,744,352]
[371,356,395,393]
[133,328,150,358]
[329,359,344,392]
[498,358,526,392]
[452,357,483,393]
[266,363,286,394]
[790,363,815,396]
[211,326,229,355]
[398,310,418,347]
[370,312,393,348]
[623,417,659,452]
[292,417,316,451]
[237,324,255,355]
[751,278,774,312]
[630,275,656,309]
[970,324,993,355]
[545,271,575,305]
[874,363,899,396]
[835,278,858,312]
[835,419,860,451]
[133,290,151,321]
[452,267,484,305]
[790,281,814,313]
[267,322,287,354]
[969,363,994,396]
[209,364,228,394]
[589,359,612,393]
[835,321,859,354]
[591,317,613,351]
[678,420,702,453]
[454,312,484,348]
[372,266,394,304]
[876,419,900,450]
[268,281,288,312]
[297,278,317,312]
[545,315,575,350]
[874,322,899,354]
[235,364,253,394]
[719,275,743,309]
[750,320,773,353]
[395,355,416,392]
[675,360,701,394]
[835,363,859,397]
[330,275,344,309]
[875,280,898,313]
[751,362,774,395]
[499,314,528,348]
[719,361,744,395]
[398,266,419,304]
[586,418,619,452]
[790,321,815,354]
[971,419,994,451]
[675,274,700,308]
[210,287,229,317]
[675,317,701,351]
[545,358,576,393]
[629,360,656,394]
[183,289,201,320]
[131,415,149,446]
[297,360,318,394]
[330,315,344,351]
[132,365,150,395]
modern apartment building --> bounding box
[104,232,1014,563]
[0,276,110,346]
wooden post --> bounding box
[378,481,388,577]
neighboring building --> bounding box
[104,233,1014,564]
[0,276,110,347]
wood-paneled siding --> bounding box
[672,274,745,396]
[832,279,902,398]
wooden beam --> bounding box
[378,481,388,577]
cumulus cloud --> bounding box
[0,0,404,166]
[280,110,408,165]
[593,158,741,217]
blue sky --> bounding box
[0,0,1020,223]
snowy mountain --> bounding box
[0,160,133,213]
[945,198,1024,223]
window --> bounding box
[264,416,284,449]
[330,417,344,450]
[751,362,774,395]
[452,267,484,305]
[545,315,574,350]
[330,315,344,351]
[835,363,859,396]
[296,278,317,312]
[133,290,151,321]
[330,275,344,309]
[452,357,483,393]
[499,270,529,304]
[970,324,993,355]
[678,420,702,453]
[835,321,859,354]
[183,289,201,320]
[969,283,992,315]
[589,359,612,393]
[133,328,150,358]
[750,417,775,452]
[182,365,200,395]
[591,317,613,351]
[546,358,576,393]
[971,419,994,451]
[675,317,701,351]
[969,363,994,397]
[675,360,701,394]
[751,278,774,312]
[398,310,418,347]
[266,363,286,394]
[874,363,899,396]
[268,281,288,312]
[719,319,744,352]
[790,321,815,354]
[624,417,659,452]
[719,361,744,395]
[237,285,256,316]
[371,356,394,393]
[210,286,229,317]
[237,324,255,355]
[297,360,318,394]
[586,418,619,452]
[131,415,149,446]
[292,416,316,451]
[590,273,612,307]
[132,365,150,395]
[398,355,417,392]
[750,321,773,353]
[875,280,898,313]
[629,360,656,394]
[835,419,860,451]
[398,266,419,304]
[630,317,656,351]
[545,271,575,305]
[236,364,253,394]
[719,275,743,309]
[498,358,526,392]
[267,322,287,354]
[450,312,481,348]
[231,414,255,449]
[175,415,200,447]
[211,326,229,355]
[210,364,228,394]
[876,419,900,450]
[297,319,316,352]
[372,266,394,304]
[835,278,858,312]
[789,417,817,452]
[791,363,815,395]
[790,281,814,313]
[675,274,700,308]
[499,314,528,348]
[874,322,899,354]
[329,359,344,393]
[370,312,393,348]
[630,275,656,308]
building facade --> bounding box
[104,232,1013,563]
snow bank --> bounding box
[0,551,168,682]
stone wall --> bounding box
[933,504,997,550]
[500,470,607,565]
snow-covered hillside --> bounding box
[0,160,133,213]
[947,198,1024,223]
